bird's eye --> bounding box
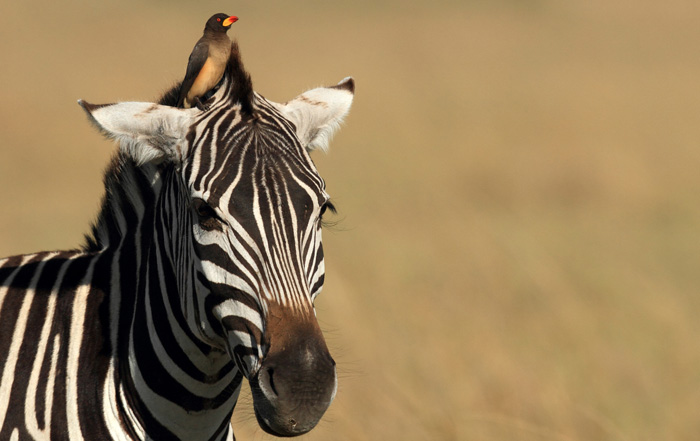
[217,18,221,22]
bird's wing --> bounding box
[177,40,210,107]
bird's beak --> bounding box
[223,16,238,27]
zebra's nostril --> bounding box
[267,368,278,396]
[289,418,297,428]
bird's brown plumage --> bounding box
[177,13,238,110]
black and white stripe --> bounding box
[0,42,353,440]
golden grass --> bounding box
[2,1,700,439]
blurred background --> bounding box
[2,0,700,439]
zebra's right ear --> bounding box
[78,100,197,165]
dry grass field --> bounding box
[2,1,700,440]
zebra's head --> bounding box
[79,43,353,436]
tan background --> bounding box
[2,1,700,439]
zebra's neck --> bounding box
[91,155,241,440]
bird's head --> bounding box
[206,13,238,32]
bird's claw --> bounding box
[194,97,210,112]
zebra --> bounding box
[0,41,354,440]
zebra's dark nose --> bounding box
[251,327,337,436]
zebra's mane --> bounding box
[82,41,254,252]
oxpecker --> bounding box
[177,13,238,110]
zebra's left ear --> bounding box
[276,77,354,152]
[78,100,197,165]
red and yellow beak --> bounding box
[222,16,238,27]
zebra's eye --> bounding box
[192,198,223,230]
[320,200,336,218]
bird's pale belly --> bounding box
[186,57,225,107]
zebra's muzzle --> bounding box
[248,320,337,436]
